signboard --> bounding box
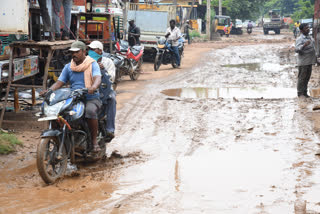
[0,56,39,83]
[0,0,29,34]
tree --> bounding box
[292,0,314,20]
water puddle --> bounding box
[222,63,261,71]
[161,87,296,99]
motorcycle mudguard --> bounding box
[41,129,62,138]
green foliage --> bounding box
[202,0,314,22]
[190,30,201,38]
[292,0,314,21]
[0,132,22,155]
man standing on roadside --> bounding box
[52,0,73,40]
[184,20,193,45]
[166,19,181,68]
[295,23,317,98]
[128,19,141,46]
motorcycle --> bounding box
[154,37,184,71]
[115,40,144,81]
[103,52,125,90]
[247,27,252,35]
[36,88,110,184]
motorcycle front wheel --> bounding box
[171,55,178,68]
[36,137,67,184]
[154,54,162,71]
[130,58,142,80]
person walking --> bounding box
[165,19,181,68]
[295,23,317,98]
[52,0,73,40]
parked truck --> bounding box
[127,5,176,61]
[263,10,282,35]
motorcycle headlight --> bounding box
[43,100,66,117]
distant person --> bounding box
[184,20,193,44]
[294,21,300,37]
[128,19,141,46]
[247,21,253,29]
[38,0,54,41]
[295,23,317,98]
[165,19,181,68]
[52,0,73,40]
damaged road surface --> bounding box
[1,39,320,213]
[105,44,320,213]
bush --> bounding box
[0,131,22,154]
[190,30,201,38]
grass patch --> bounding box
[0,132,22,155]
[190,30,201,38]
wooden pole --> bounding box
[206,0,211,39]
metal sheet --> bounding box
[128,11,168,33]
[0,0,29,34]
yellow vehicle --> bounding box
[214,15,231,37]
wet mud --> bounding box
[2,31,320,213]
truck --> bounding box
[127,4,177,61]
[263,10,282,35]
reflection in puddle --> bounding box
[222,63,261,71]
[161,87,296,99]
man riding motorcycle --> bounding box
[40,41,102,153]
[247,21,253,33]
[165,19,182,68]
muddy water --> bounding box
[161,87,296,99]
[102,43,320,213]
[2,40,320,213]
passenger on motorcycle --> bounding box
[88,41,117,141]
[165,19,182,68]
[40,41,103,152]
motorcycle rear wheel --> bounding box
[154,54,162,71]
[36,137,67,184]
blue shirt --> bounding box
[58,61,101,100]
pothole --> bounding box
[161,87,297,99]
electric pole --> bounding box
[219,0,222,15]
[206,0,211,39]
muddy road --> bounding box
[2,31,320,213]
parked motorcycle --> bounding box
[115,40,144,81]
[36,88,109,184]
[247,27,252,35]
[154,37,184,71]
[103,52,125,90]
